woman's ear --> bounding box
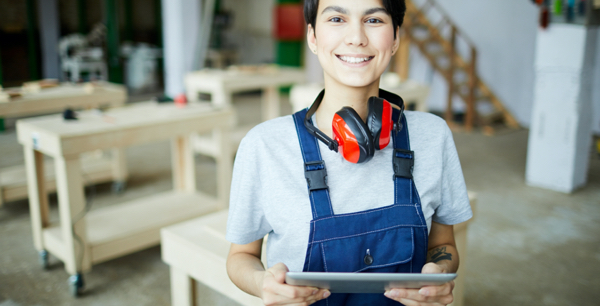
[392,27,400,55]
[307,24,317,54]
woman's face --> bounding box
[308,0,398,89]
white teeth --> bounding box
[339,56,372,64]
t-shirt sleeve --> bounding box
[225,131,273,245]
[432,124,473,225]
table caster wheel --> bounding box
[39,250,49,270]
[68,273,85,297]
[111,181,126,194]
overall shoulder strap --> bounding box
[392,108,415,204]
[293,109,334,219]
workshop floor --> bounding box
[0,93,599,306]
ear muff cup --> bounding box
[367,97,393,150]
[333,107,375,164]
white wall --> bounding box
[408,0,539,126]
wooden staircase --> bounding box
[397,0,520,132]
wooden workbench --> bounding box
[185,66,305,157]
[0,81,126,118]
[0,81,128,206]
[17,102,235,296]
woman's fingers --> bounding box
[262,263,330,305]
[263,287,330,305]
[385,282,454,304]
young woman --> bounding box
[226,0,472,305]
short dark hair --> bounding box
[304,0,406,38]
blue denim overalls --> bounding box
[291,91,429,305]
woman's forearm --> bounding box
[226,251,266,298]
[426,244,459,273]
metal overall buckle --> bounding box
[304,161,328,191]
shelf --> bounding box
[43,191,219,265]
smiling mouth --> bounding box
[336,55,375,64]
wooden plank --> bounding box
[214,128,232,209]
[53,154,90,274]
[16,103,235,156]
[0,82,126,118]
[171,136,196,193]
[262,86,280,121]
[42,191,219,265]
[185,67,305,95]
[23,147,50,250]
[88,191,218,263]
[43,226,67,262]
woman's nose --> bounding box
[344,22,368,47]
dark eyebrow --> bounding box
[321,6,348,15]
[321,6,388,16]
[364,7,388,15]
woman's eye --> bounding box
[366,18,382,24]
[329,17,343,23]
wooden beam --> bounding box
[445,26,457,125]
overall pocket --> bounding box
[320,226,415,273]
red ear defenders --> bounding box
[304,90,403,164]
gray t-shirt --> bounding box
[226,110,473,272]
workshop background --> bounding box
[1,0,599,305]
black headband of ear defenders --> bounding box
[304,89,405,153]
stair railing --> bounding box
[405,0,479,130]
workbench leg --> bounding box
[54,155,91,275]
[23,147,50,251]
[111,148,128,193]
[170,267,197,306]
[262,86,280,121]
[211,89,232,109]
[172,136,196,193]
[215,128,232,209]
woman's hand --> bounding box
[260,263,331,306]
[384,263,455,306]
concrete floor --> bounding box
[0,93,599,306]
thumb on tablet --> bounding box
[270,263,289,284]
[421,262,444,274]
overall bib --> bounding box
[292,100,429,306]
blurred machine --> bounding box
[59,24,108,82]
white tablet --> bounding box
[285,272,456,294]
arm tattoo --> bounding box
[427,246,452,263]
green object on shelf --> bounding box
[276,41,302,94]
[26,0,40,81]
[105,0,123,84]
[554,0,563,15]
[276,41,303,67]
[0,118,5,133]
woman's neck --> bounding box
[315,77,380,138]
